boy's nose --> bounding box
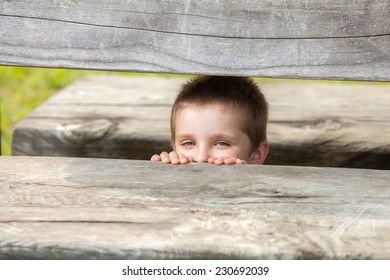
[194,147,209,163]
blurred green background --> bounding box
[0,66,181,155]
[0,66,98,155]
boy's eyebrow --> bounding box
[210,134,239,141]
[175,134,194,139]
[176,133,239,141]
[175,133,194,139]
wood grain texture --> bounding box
[0,0,389,80]
[12,75,390,169]
[0,156,389,259]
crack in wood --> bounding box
[1,14,389,40]
[0,220,167,224]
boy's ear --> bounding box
[249,141,269,164]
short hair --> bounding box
[171,76,268,152]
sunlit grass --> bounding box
[0,66,97,155]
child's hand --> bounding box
[151,152,247,165]
[151,151,194,164]
[207,157,247,165]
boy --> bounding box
[151,76,269,165]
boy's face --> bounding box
[173,104,254,163]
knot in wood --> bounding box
[56,119,112,146]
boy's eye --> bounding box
[182,141,195,146]
[215,141,230,147]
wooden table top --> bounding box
[1,156,389,259]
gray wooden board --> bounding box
[0,0,389,80]
[0,156,390,259]
[12,75,390,169]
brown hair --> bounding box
[171,76,268,152]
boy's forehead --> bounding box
[173,103,247,129]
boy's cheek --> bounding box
[210,149,246,161]
[174,146,248,162]
[174,146,192,156]
[215,151,242,160]
[172,143,180,153]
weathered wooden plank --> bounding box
[0,0,389,80]
[0,156,389,259]
[2,0,389,38]
[12,75,390,169]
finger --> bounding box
[169,151,180,165]
[208,157,217,164]
[160,151,171,164]
[150,154,161,161]
[178,154,188,164]
[187,156,195,163]
[213,158,225,165]
[224,157,236,165]
[236,159,248,164]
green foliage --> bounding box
[0,67,183,155]
[0,66,96,155]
